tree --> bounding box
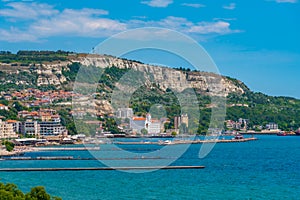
[141,128,148,135]
[0,182,61,200]
[25,186,50,200]
[3,141,15,152]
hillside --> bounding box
[1,51,300,133]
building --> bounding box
[174,116,181,129]
[226,119,249,130]
[20,120,40,137]
[130,117,146,134]
[147,119,161,134]
[115,108,133,119]
[0,119,18,139]
[181,114,189,128]
[6,120,21,133]
[145,114,162,134]
[174,114,189,129]
[39,121,67,136]
[266,122,279,130]
[0,104,9,110]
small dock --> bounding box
[0,165,205,172]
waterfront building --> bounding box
[147,119,161,134]
[266,122,279,130]
[130,117,146,134]
[6,120,21,133]
[39,121,67,136]
[0,119,18,139]
[20,120,40,137]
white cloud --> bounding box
[0,27,37,42]
[29,8,125,38]
[0,2,59,19]
[275,0,297,3]
[141,0,173,7]
[0,3,125,41]
[0,2,241,42]
[181,3,205,8]
[223,3,236,10]
[188,21,238,34]
[129,16,240,36]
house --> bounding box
[0,104,9,111]
[266,122,279,130]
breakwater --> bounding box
[0,165,205,172]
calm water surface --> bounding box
[1,135,300,199]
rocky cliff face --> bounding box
[0,54,245,95]
[71,54,245,96]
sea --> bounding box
[1,135,300,200]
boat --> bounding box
[277,131,287,136]
[158,140,173,145]
[234,134,244,140]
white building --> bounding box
[145,114,161,134]
[0,120,18,139]
[0,103,9,110]
[39,121,67,136]
[116,108,133,119]
[20,120,40,137]
[266,122,279,130]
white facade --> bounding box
[0,120,18,139]
[116,108,133,119]
[266,123,278,130]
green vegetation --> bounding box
[0,50,70,64]
[0,182,61,200]
[2,140,15,152]
[225,91,300,130]
[62,62,80,82]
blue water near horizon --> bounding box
[1,135,300,199]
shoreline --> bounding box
[1,137,258,157]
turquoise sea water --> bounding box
[1,135,300,199]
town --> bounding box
[1,88,297,151]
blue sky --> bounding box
[0,0,300,98]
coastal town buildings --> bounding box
[226,118,249,130]
[17,108,67,137]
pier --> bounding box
[2,156,168,161]
[114,137,258,145]
[0,166,205,172]
[32,147,100,151]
